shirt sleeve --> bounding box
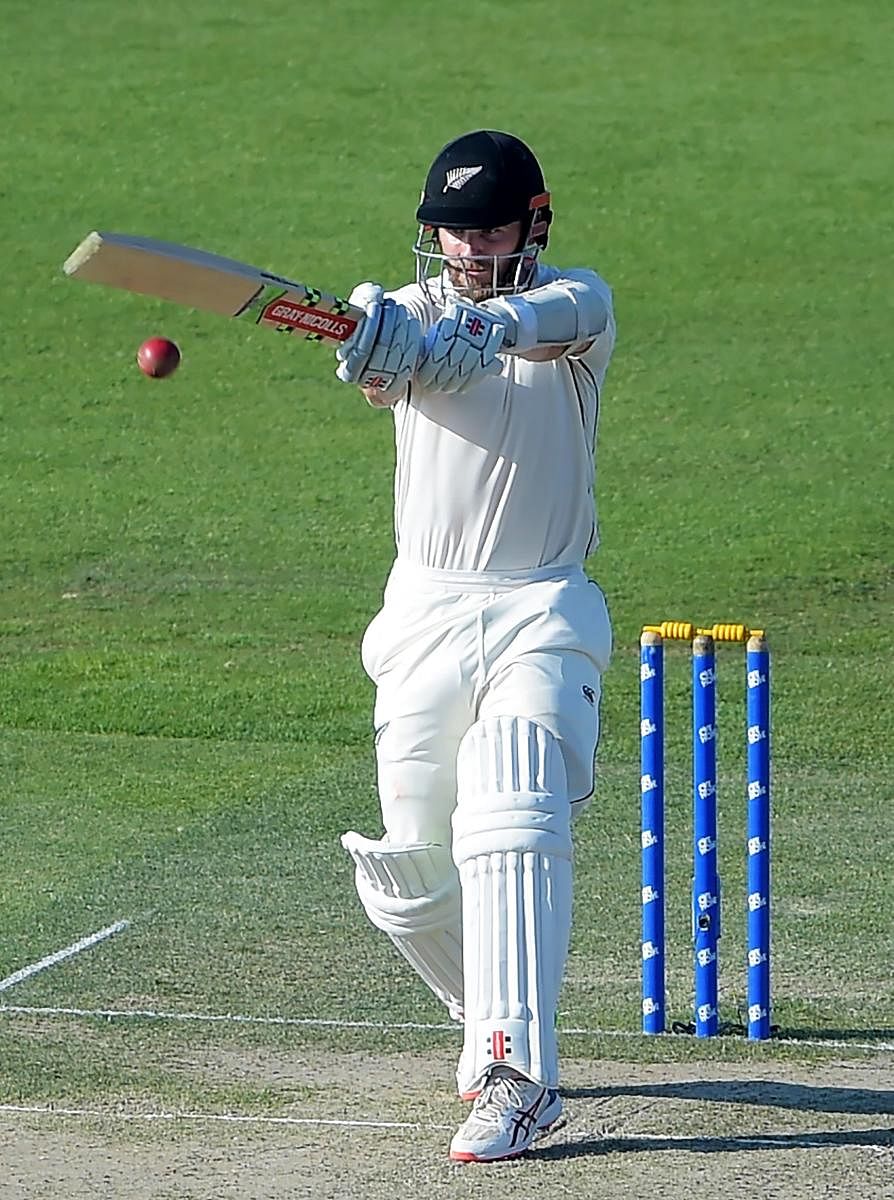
[563,269,616,381]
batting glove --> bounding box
[336,282,421,394]
[415,297,506,394]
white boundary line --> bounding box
[0,1103,451,1132]
[1,1002,892,1054]
[0,922,130,993]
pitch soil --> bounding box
[3,1051,893,1200]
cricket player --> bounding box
[335,129,615,1162]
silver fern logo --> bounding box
[443,165,483,192]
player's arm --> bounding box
[518,345,569,362]
[413,270,613,393]
[481,269,612,360]
[360,384,397,407]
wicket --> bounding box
[640,621,772,1040]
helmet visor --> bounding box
[413,226,541,304]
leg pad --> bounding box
[341,831,464,1017]
[452,717,573,1088]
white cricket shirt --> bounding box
[385,264,615,573]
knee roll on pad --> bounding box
[452,716,573,1089]
[453,715,572,864]
[341,831,459,933]
[340,831,464,1017]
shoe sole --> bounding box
[449,1116,560,1163]
[450,1148,526,1163]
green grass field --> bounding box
[1,2,892,1195]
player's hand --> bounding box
[335,283,421,393]
[414,297,506,394]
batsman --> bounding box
[337,130,616,1162]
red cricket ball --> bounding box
[137,336,181,378]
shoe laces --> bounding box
[472,1066,537,1124]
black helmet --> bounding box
[415,129,552,248]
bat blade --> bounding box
[62,231,363,344]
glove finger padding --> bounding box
[335,282,385,383]
[359,308,422,392]
[415,298,505,394]
[336,285,420,393]
[372,300,398,363]
[415,311,460,388]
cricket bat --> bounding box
[62,231,364,344]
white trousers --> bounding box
[361,562,612,845]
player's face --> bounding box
[437,221,524,302]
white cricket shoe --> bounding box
[449,1065,563,1162]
